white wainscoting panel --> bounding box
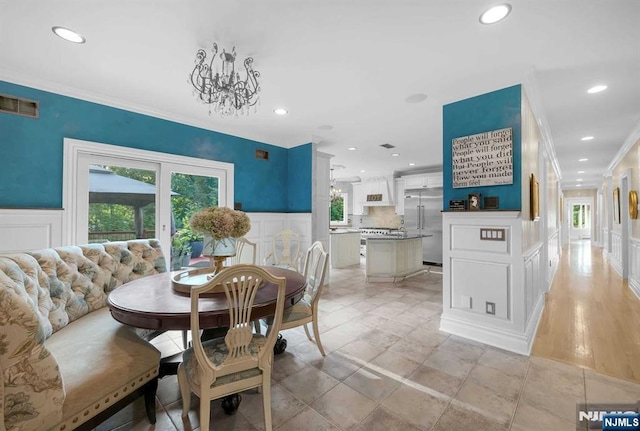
[451,259,510,319]
[602,228,609,258]
[629,237,640,299]
[441,211,545,356]
[546,229,560,289]
[0,209,64,252]
[244,213,312,266]
[609,231,623,277]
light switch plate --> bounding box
[480,228,506,241]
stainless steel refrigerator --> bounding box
[404,188,443,265]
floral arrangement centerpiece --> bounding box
[189,206,251,258]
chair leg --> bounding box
[177,364,191,418]
[303,323,313,341]
[143,377,158,424]
[312,317,326,356]
[199,396,210,431]
[182,330,189,349]
[254,320,262,334]
[262,370,273,431]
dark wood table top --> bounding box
[107,266,306,331]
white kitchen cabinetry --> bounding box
[403,173,443,189]
[394,179,405,215]
[351,183,367,215]
[330,231,360,268]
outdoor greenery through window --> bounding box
[330,193,347,224]
[572,204,591,229]
[88,166,219,245]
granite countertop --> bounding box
[329,229,360,234]
[365,234,432,240]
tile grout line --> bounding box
[506,356,532,431]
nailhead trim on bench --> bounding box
[56,367,158,431]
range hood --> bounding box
[362,178,394,206]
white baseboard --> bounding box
[440,294,545,356]
[610,257,623,277]
[629,276,640,300]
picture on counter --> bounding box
[468,193,481,210]
[613,187,621,223]
[484,196,499,210]
[530,173,539,221]
[449,199,467,211]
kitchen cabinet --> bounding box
[395,178,405,215]
[330,231,360,268]
[351,183,368,215]
[402,173,443,189]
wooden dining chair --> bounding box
[263,229,304,273]
[177,264,287,431]
[265,241,329,356]
[226,237,257,266]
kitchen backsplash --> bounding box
[350,206,403,228]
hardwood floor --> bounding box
[532,240,640,383]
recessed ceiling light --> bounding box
[581,136,594,141]
[479,4,512,24]
[273,108,288,115]
[348,147,357,151]
[360,170,366,173]
[317,124,333,130]
[52,26,86,44]
[391,153,400,157]
[405,93,428,103]
[577,179,583,182]
[576,184,582,187]
[408,162,416,166]
[577,170,585,174]
[579,158,588,162]
[587,85,607,94]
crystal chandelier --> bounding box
[189,43,261,117]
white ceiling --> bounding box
[1,1,639,190]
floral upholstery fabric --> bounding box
[182,335,266,388]
[0,239,167,431]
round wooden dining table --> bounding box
[107,266,306,331]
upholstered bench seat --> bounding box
[0,239,167,431]
[45,308,160,430]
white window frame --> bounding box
[63,138,234,251]
[330,192,349,225]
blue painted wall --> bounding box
[287,143,313,212]
[442,85,522,210]
[0,80,312,212]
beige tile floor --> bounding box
[95,262,640,431]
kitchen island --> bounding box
[365,235,429,282]
[329,229,360,268]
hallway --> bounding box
[532,240,640,383]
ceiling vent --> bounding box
[380,143,395,149]
[0,94,39,118]
[255,149,269,160]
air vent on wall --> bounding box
[255,149,269,160]
[0,94,39,118]
[380,143,395,149]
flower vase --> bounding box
[203,235,237,275]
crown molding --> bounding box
[606,120,640,175]
[0,68,307,149]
